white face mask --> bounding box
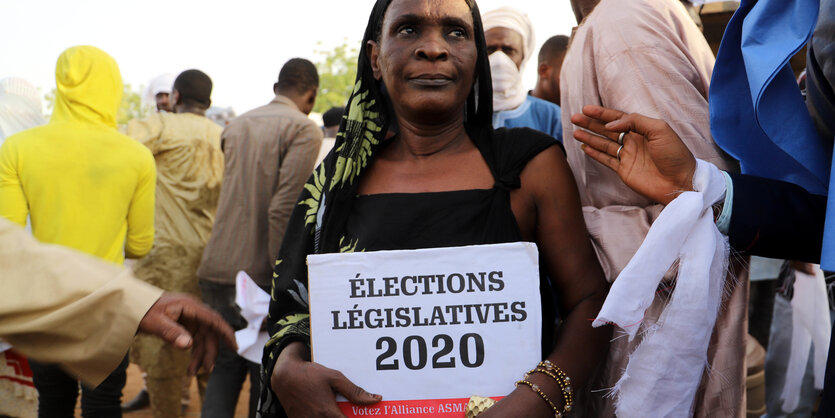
[489,51,527,112]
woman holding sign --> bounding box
[258,0,611,416]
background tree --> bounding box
[313,39,359,114]
[45,83,152,126]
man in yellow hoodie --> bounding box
[125,69,224,418]
[0,46,156,416]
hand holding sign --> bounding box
[272,341,382,417]
[308,243,541,417]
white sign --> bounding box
[308,242,541,417]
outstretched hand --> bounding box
[138,292,237,375]
[571,105,698,205]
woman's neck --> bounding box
[391,114,471,158]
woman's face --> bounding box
[368,0,478,125]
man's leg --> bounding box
[198,280,249,417]
[79,355,128,418]
[146,375,185,417]
[30,361,78,417]
[246,359,262,418]
[200,345,248,417]
[136,333,191,418]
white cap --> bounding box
[142,73,176,105]
[482,7,536,71]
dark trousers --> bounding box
[748,278,777,348]
[199,280,261,418]
[30,355,128,418]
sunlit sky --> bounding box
[1,0,577,115]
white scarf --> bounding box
[482,7,536,71]
[489,52,527,112]
[592,159,729,417]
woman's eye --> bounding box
[398,26,416,35]
[449,28,466,38]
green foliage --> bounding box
[43,83,153,125]
[313,39,359,114]
[116,84,152,125]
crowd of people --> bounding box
[0,0,833,417]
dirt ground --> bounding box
[74,363,251,417]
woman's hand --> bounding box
[571,105,698,205]
[477,379,560,418]
[271,342,382,418]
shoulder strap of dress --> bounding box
[479,127,562,191]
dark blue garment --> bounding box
[711,0,835,271]
[716,0,835,412]
[727,173,826,263]
[710,0,826,194]
[492,95,563,142]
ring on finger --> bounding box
[617,131,627,145]
[616,145,624,161]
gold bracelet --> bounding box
[465,395,496,418]
[536,360,574,415]
[516,379,561,417]
[533,368,572,411]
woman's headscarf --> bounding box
[258,0,492,415]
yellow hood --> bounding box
[51,46,122,128]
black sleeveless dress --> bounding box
[343,127,560,355]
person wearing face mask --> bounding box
[484,7,563,142]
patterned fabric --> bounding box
[258,1,493,415]
[0,350,36,418]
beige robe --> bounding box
[560,0,747,416]
[125,112,223,383]
[0,218,162,387]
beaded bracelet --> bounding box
[531,360,574,416]
[515,379,561,417]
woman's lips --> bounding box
[408,75,453,87]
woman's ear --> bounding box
[366,40,382,81]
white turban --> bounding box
[0,77,45,144]
[142,73,176,106]
[482,7,536,71]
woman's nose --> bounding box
[415,32,449,61]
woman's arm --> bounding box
[262,163,381,417]
[485,146,612,416]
